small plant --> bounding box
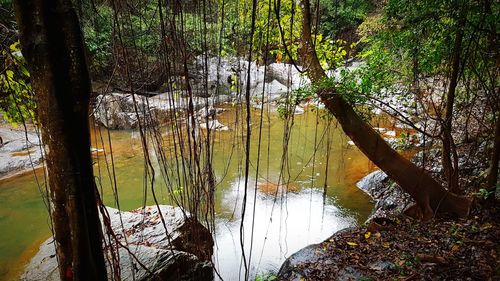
[255,273,277,281]
[474,188,494,200]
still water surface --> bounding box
[0,107,375,280]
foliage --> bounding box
[474,188,495,200]
[0,41,35,125]
[254,272,277,281]
[334,0,499,128]
[82,5,113,74]
[218,0,345,70]
[0,0,12,10]
[319,0,373,39]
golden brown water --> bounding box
[0,107,380,280]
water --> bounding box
[0,106,375,280]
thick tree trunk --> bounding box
[13,1,107,280]
[299,0,471,219]
[484,0,500,193]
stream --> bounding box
[0,106,375,280]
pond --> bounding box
[0,106,375,280]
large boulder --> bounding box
[21,205,214,281]
[356,170,413,218]
[277,228,362,281]
[0,127,43,178]
[93,92,231,129]
[197,56,307,96]
[93,93,149,129]
[266,63,309,89]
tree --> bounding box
[13,0,108,280]
[298,0,472,220]
[442,6,466,193]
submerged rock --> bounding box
[199,119,229,131]
[21,205,214,281]
[197,106,225,119]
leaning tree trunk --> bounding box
[13,1,107,280]
[299,0,471,219]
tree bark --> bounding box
[299,0,471,219]
[487,113,500,190]
[484,0,499,193]
[442,9,465,193]
[13,0,107,280]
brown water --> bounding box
[0,107,376,280]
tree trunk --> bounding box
[487,114,500,190]
[484,0,499,193]
[442,9,465,193]
[299,0,471,219]
[13,1,107,280]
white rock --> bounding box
[199,119,229,131]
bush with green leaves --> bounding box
[319,0,374,40]
[82,5,113,74]
[0,42,35,125]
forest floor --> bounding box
[277,198,500,281]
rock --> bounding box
[21,205,214,281]
[277,228,357,280]
[93,58,314,130]
[199,119,229,131]
[337,266,364,281]
[266,63,309,89]
[356,170,413,219]
[368,260,394,271]
[93,93,147,129]
[105,205,213,260]
[293,106,305,115]
[0,127,43,178]
[197,56,307,95]
[277,243,324,280]
[21,240,212,281]
[356,170,389,195]
[93,93,212,129]
[197,106,224,119]
[249,79,290,97]
[384,130,397,137]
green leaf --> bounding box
[6,70,14,79]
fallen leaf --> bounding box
[480,223,493,231]
[365,231,371,239]
[417,254,447,264]
[347,241,358,247]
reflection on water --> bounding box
[214,179,357,280]
[0,107,375,280]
